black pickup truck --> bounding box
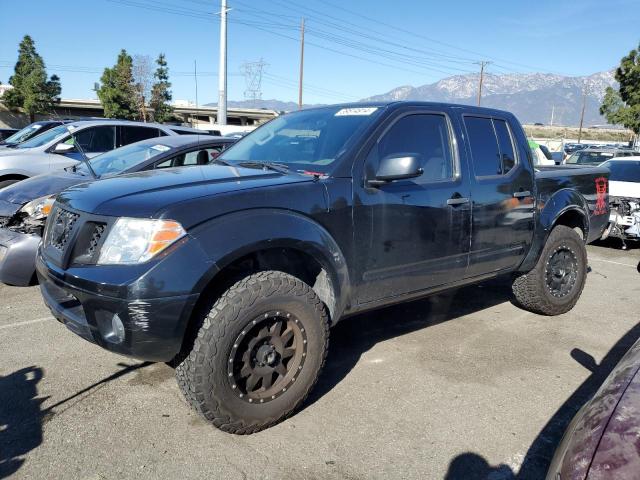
[36,102,609,434]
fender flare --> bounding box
[519,189,589,272]
[188,208,351,320]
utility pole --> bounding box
[577,84,587,143]
[298,17,305,110]
[192,60,200,127]
[475,61,492,106]
[550,104,555,126]
[218,0,228,125]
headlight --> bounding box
[20,195,56,220]
[98,218,186,265]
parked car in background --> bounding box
[0,120,208,189]
[529,140,555,166]
[600,157,640,248]
[0,134,235,286]
[564,143,587,156]
[546,336,640,480]
[37,102,609,434]
[565,148,640,166]
[0,128,18,141]
[0,120,73,149]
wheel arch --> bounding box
[188,208,350,324]
[519,189,589,272]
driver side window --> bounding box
[373,113,455,183]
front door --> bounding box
[353,111,472,304]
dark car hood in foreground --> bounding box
[0,171,88,216]
[551,338,640,479]
[58,165,314,220]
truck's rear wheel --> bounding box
[512,225,587,316]
[175,271,329,434]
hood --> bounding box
[58,164,314,218]
[610,181,640,199]
[0,170,87,208]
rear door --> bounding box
[353,108,472,303]
[463,115,535,277]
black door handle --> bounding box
[447,197,470,206]
[513,191,532,199]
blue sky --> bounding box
[1,0,638,105]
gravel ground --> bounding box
[1,241,639,480]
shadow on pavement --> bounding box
[516,321,640,478]
[307,277,513,406]
[442,321,640,479]
[0,366,46,479]
[445,452,515,480]
[0,362,151,479]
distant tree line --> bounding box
[2,35,174,123]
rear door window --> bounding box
[464,116,518,176]
[493,119,516,174]
[119,126,163,147]
[464,117,501,176]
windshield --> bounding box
[565,151,615,165]
[2,124,45,145]
[602,160,640,183]
[82,142,170,177]
[16,124,70,149]
[220,106,382,173]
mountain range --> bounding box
[362,70,616,126]
[213,70,617,127]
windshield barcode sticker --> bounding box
[335,107,378,116]
[151,144,170,152]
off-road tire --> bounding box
[512,225,587,316]
[175,271,329,434]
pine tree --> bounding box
[4,35,61,122]
[97,49,137,120]
[600,42,640,136]
[149,54,173,123]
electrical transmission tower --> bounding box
[240,59,268,107]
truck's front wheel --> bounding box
[512,225,587,316]
[175,271,329,434]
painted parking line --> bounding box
[589,256,638,268]
[0,316,52,330]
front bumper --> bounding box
[0,228,41,286]
[36,254,200,362]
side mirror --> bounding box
[53,142,75,154]
[368,153,423,187]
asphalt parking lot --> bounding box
[1,242,639,480]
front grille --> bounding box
[86,224,106,256]
[70,222,107,264]
[46,207,80,252]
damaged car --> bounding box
[0,135,235,286]
[600,158,640,249]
